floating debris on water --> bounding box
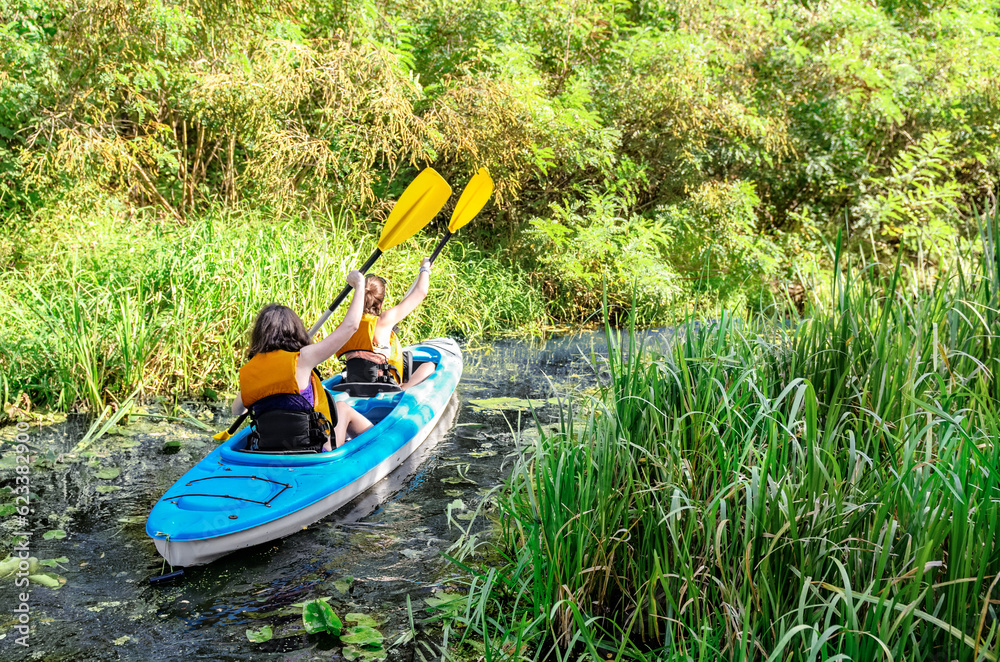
[466,396,560,412]
[333,576,354,594]
[467,450,496,458]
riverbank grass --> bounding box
[449,206,1000,660]
[1,207,546,416]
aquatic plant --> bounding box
[302,597,343,636]
[0,554,68,589]
[245,625,273,643]
[449,201,1000,660]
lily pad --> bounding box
[246,625,273,643]
[443,489,463,497]
[346,613,380,628]
[302,598,341,636]
[42,529,67,540]
[0,556,25,577]
[341,625,384,647]
[333,576,354,594]
[289,595,332,610]
[28,572,64,589]
[96,485,121,494]
[95,467,121,480]
[343,646,387,661]
[467,450,496,458]
[39,557,69,567]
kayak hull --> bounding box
[146,338,461,567]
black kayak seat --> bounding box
[330,382,402,398]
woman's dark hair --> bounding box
[247,304,310,359]
[364,275,387,316]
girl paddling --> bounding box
[232,270,373,452]
[336,258,436,389]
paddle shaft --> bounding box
[307,249,383,337]
[428,230,453,265]
[226,412,248,435]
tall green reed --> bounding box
[449,202,1000,661]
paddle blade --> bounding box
[213,429,232,442]
[377,168,452,252]
[449,168,494,233]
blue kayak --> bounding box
[146,338,462,566]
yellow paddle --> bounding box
[428,168,494,265]
[307,167,452,337]
[213,168,452,442]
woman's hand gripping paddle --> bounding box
[307,168,452,337]
[429,168,494,265]
[213,168,452,443]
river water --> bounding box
[0,332,614,661]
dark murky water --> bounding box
[0,333,614,661]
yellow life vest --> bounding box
[239,350,334,426]
[336,313,404,383]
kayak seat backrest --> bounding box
[330,382,402,398]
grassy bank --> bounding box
[444,206,1000,660]
[0,207,546,416]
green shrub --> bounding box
[526,187,679,325]
[658,179,782,311]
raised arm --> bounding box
[231,391,246,416]
[376,258,431,333]
[299,270,366,372]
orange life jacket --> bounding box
[336,313,404,383]
[239,350,334,451]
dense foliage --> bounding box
[3,0,999,318]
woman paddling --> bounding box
[336,258,436,389]
[231,270,373,452]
